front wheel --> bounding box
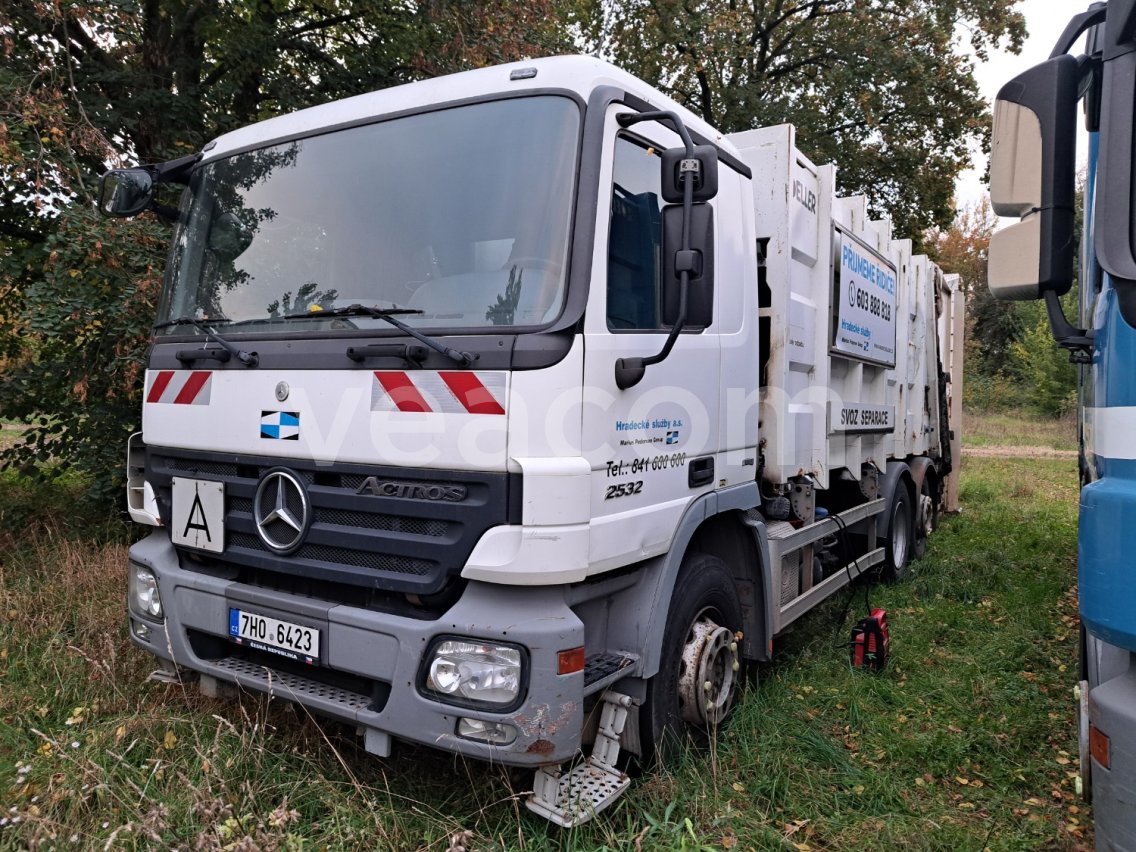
[640,553,744,763]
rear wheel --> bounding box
[881,484,913,582]
[640,553,743,763]
[912,475,937,559]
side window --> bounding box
[607,135,664,330]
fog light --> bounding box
[425,639,523,707]
[458,717,517,745]
[132,619,151,641]
[128,563,163,620]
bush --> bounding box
[0,209,168,508]
[1009,303,1078,418]
[962,370,1027,413]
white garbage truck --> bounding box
[101,55,963,826]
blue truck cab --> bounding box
[988,2,1136,847]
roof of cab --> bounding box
[201,54,740,163]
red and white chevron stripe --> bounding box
[371,371,506,415]
[145,370,213,405]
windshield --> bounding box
[159,96,581,336]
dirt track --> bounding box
[962,445,1078,459]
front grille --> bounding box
[228,532,434,575]
[164,458,242,479]
[230,497,448,537]
[148,448,519,595]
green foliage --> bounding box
[0,0,576,509]
[583,0,1026,241]
[0,210,167,506]
[961,370,1025,413]
[930,201,1078,417]
[1009,301,1079,418]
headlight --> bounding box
[129,563,163,620]
[425,639,523,707]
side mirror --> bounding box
[987,55,1079,300]
[660,145,718,203]
[662,203,714,327]
[97,168,155,217]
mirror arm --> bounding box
[1044,289,1094,363]
[616,110,695,157]
[1050,6,1107,58]
[616,168,695,390]
[152,153,201,186]
[148,200,181,224]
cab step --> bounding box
[583,652,638,695]
[525,690,635,827]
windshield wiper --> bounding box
[154,315,259,368]
[282,304,473,366]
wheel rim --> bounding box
[918,493,934,538]
[677,609,739,726]
[891,499,910,567]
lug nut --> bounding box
[732,661,740,672]
[705,700,714,713]
[729,642,737,653]
[703,680,712,692]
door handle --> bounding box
[688,456,715,488]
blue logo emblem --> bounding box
[261,411,300,440]
[666,430,680,444]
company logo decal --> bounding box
[260,411,300,440]
[145,370,212,405]
[253,469,310,553]
[371,371,505,415]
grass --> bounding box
[0,423,1086,850]
[0,423,25,453]
[963,410,1078,452]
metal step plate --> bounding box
[525,760,630,827]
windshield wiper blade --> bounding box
[282,304,473,366]
[283,305,423,320]
[154,314,234,329]
[154,315,259,368]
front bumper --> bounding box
[1089,661,1136,851]
[128,531,585,765]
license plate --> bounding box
[229,608,320,664]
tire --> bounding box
[881,483,913,582]
[912,475,937,559]
[640,553,744,764]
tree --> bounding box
[580,0,1025,241]
[929,197,1079,415]
[929,199,1021,374]
[0,0,576,506]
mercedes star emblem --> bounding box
[275,381,290,402]
[253,469,310,554]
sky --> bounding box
[954,0,1089,211]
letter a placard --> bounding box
[171,477,225,553]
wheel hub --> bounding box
[917,493,934,539]
[678,613,740,726]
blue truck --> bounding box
[987,1,1136,846]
